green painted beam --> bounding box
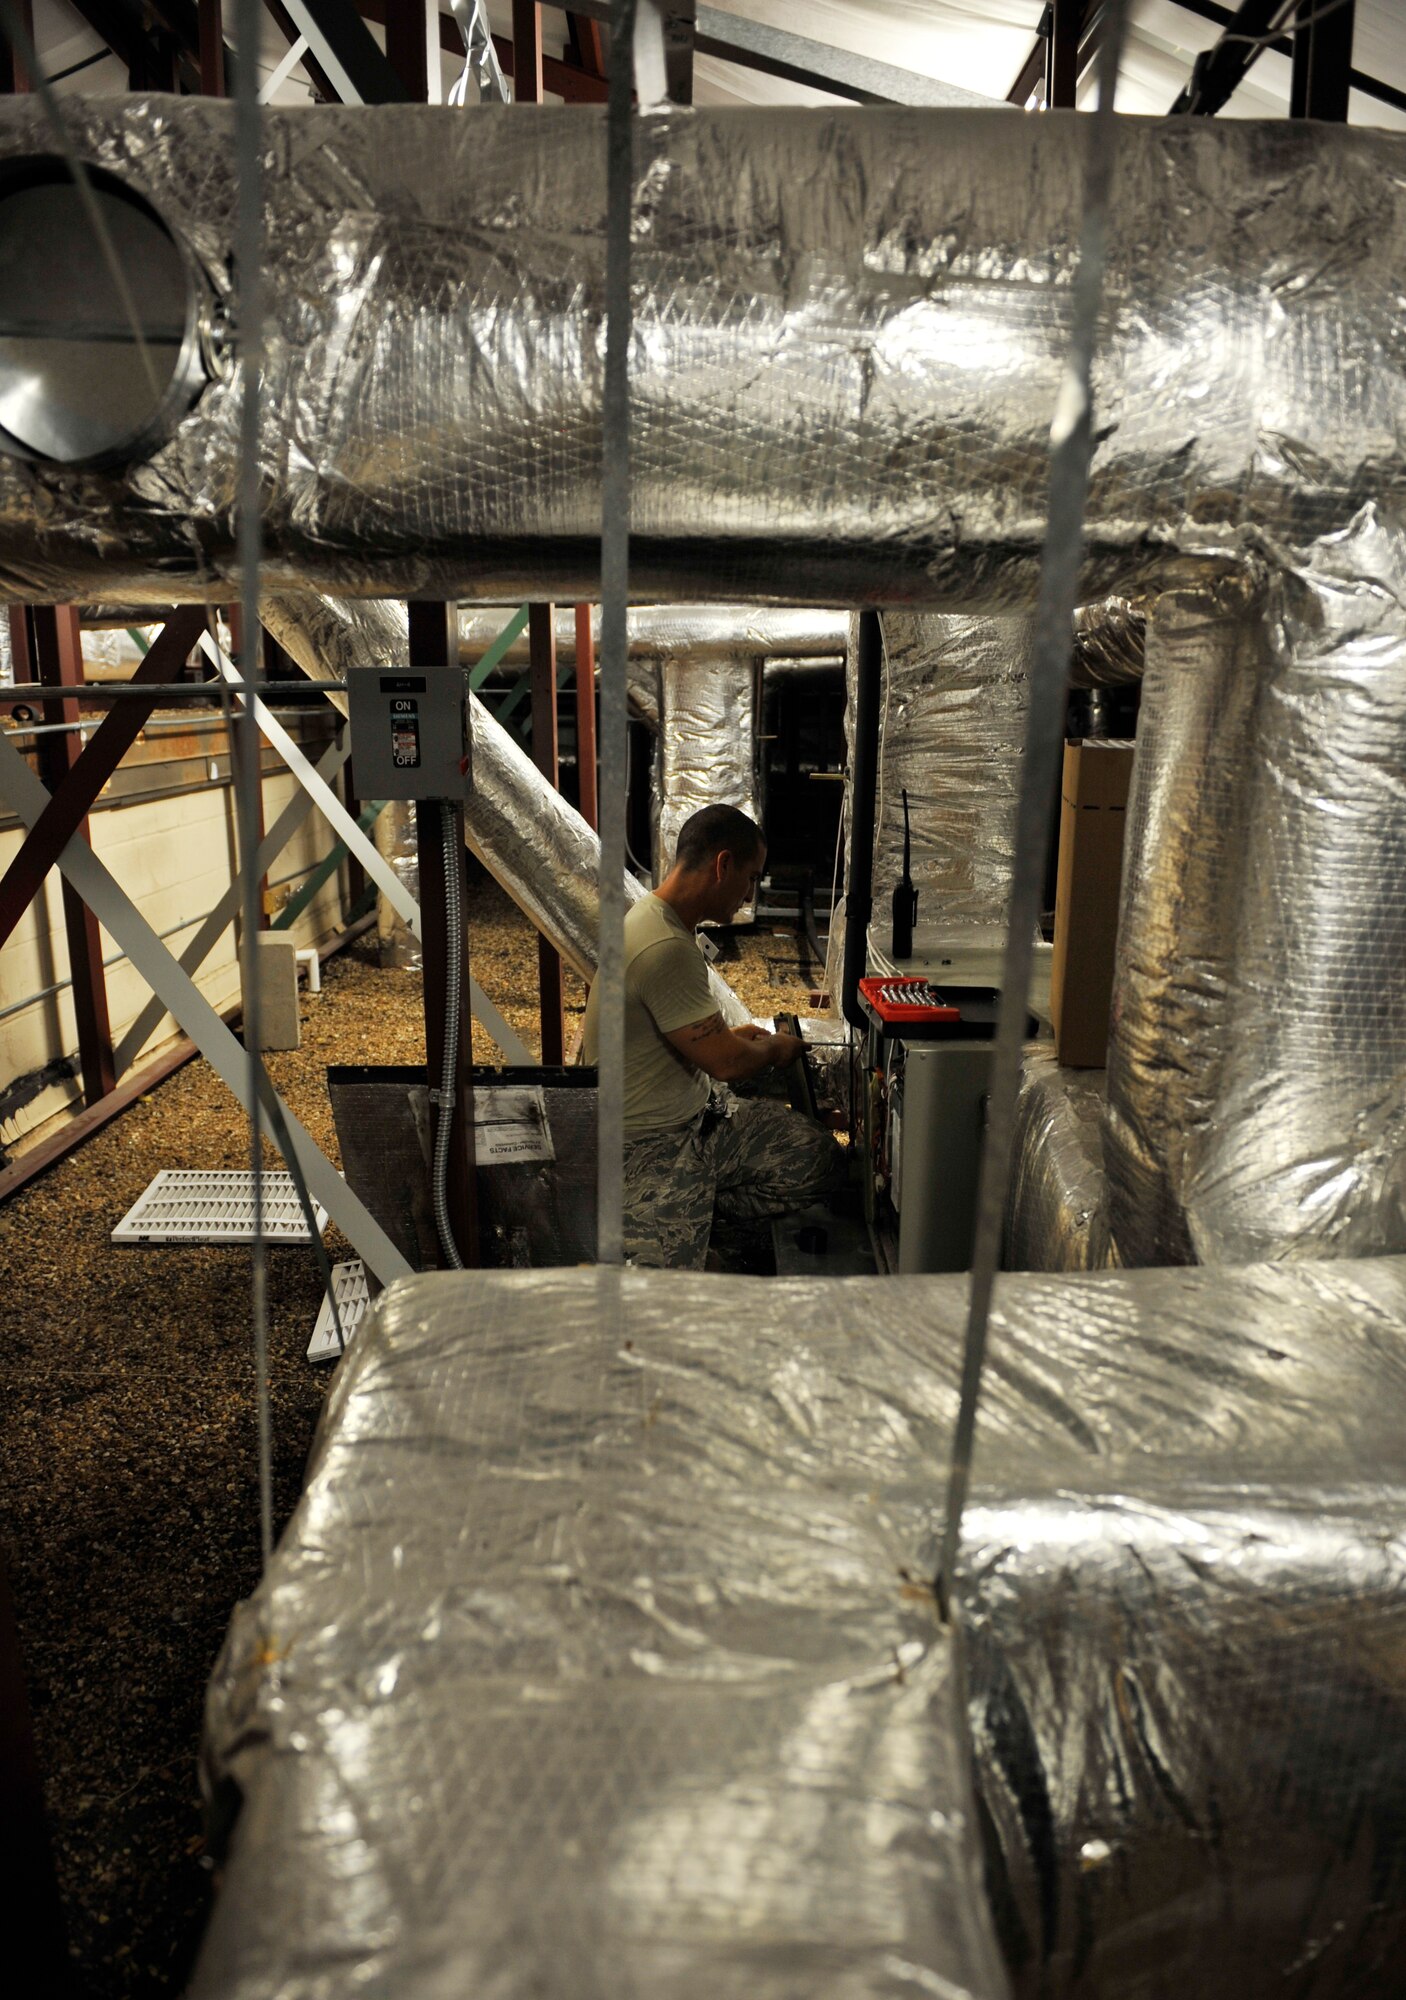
[467,606,531,692]
[273,799,387,931]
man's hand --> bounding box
[665,1013,805,1083]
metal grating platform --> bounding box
[111,1170,328,1246]
[307,1260,371,1365]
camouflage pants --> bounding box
[622,1089,842,1270]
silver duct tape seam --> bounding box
[261,594,749,1023]
[876,614,1032,944]
[1003,1046,1114,1272]
[2,104,1406,600]
[197,1259,1406,2000]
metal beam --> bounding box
[383,0,437,98]
[689,0,997,108]
[114,730,351,1075]
[1171,0,1406,117]
[263,0,340,98]
[0,607,205,956]
[1048,0,1083,107]
[0,726,413,1283]
[277,0,410,102]
[62,0,152,84]
[528,601,565,1064]
[0,0,33,92]
[574,602,597,831]
[510,0,542,99]
[29,608,115,1108]
[1291,0,1354,120]
[1170,0,1287,115]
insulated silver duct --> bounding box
[1102,564,1266,1267]
[457,605,849,665]
[196,1256,1406,2000]
[655,654,759,881]
[1069,596,1145,687]
[1105,509,1406,1267]
[0,102,1403,601]
[261,594,749,1021]
[875,614,1032,947]
[1003,1047,1113,1272]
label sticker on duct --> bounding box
[473,1086,555,1165]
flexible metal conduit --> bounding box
[0,104,1402,602]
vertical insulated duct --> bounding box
[654,653,760,888]
[1103,565,1266,1268]
[1105,507,1406,1266]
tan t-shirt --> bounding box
[581,894,715,1134]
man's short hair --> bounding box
[675,804,764,872]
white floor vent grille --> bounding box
[307,1260,371,1364]
[112,1170,328,1246]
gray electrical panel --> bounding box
[346,667,468,799]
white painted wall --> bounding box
[0,715,350,1159]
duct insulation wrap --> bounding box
[1003,1047,1114,1272]
[655,654,759,882]
[875,611,1031,948]
[195,1258,1406,2000]
[1106,508,1406,1266]
[1069,597,1146,687]
[374,801,421,970]
[1102,563,1265,1267]
[260,595,749,1024]
[194,1266,1012,2000]
[3,103,1406,601]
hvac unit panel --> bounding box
[891,1040,991,1275]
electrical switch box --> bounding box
[346,667,468,799]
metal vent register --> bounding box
[111,1171,328,1246]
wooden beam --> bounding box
[0,608,205,957]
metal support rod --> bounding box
[409,599,477,1264]
[936,0,1128,1615]
[0,606,205,955]
[30,606,116,1108]
[596,0,637,1265]
[198,0,225,93]
[574,601,598,831]
[226,603,270,930]
[529,600,566,1064]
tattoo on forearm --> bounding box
[681,1013,725,1044]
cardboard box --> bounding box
[1050,740,1134,1068]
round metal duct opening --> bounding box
[0,157,211,468]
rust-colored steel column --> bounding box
[410,599,478,1265]
[528,602,566,1063]
[573,602,598,831]
[29,607,116,1107]
[511,0,544,100]
[226,604,269,928]
[197,0,225,95]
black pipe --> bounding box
[842,610,883,1031]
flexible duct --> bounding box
[1105,508,1406,1267]
[1003,1047,1114,1273]
[1102,563,1266,1267]
[1069,596,1146,688]
[1,103,1404,601]
[261,594,749,1023]
[654,653,759,880]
